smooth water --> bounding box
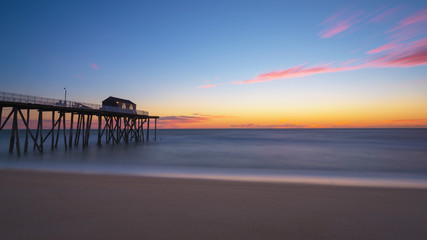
[1,129,427,188]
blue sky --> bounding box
[1,0,426,128]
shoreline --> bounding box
[1,165,427,189]
[1,169,427,239]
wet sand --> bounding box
[1,169,427,239]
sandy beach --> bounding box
[1,170,427,239]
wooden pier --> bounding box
[0,91,159,156]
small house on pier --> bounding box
[102,96,136,111]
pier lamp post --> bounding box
[64,88,67,107]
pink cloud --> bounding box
[322,9,347,25]
[320,23,351,38]
[197,84,216,89]
[193,113,237,118]
[397,8,427,28]
[158,115,210,128]
[235,8,427,85]
[234,64,363,84]
[369,7,401,22]
[235,39,427,84]
[376,49,427,67]
[161,115,209,123]
[158,113,236,128]
[319,10,363,38]
[390,8,427,32]
[161,114,233,122]
[90,63,99,70]
[389,24,427,43]
[366,42,398,54]
[366,39,427,67]
[341,59,359,65]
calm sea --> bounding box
[1,129,427,188]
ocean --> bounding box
[1,129,427,188]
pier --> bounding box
[0,91,159,156]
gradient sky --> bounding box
[1,0,426,128]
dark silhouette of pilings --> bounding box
[0,104,158,155]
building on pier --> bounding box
[102,96,136,111]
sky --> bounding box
[1,0,426,128]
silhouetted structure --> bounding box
[0,91,159,156]
[102,96,136,110]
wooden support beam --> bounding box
[41,114,62,144]
[132,118,138,142]
[119,117,122,143]
[130,118,134,141]
[104,116,110,144]
[83,114,87,147]
[106,116,112,144]
[100,116,108,141]
[33,111,40,151]
[110,116,114,144]
[0,109,14,131]
[81,114,85,147]
[120,116,123,143]
[124,117,128,144]
[142,119,145,142]
[18,109,41,152]
[85,114,92,147]
[69,112,74,149]
[131,119,135,140]
[9,108,17,154]
[14,109,21,156]
[117,116,130,143]
[51,111,55,151]
[24,109,29,153]
[126,117,131,142]
[114,116,119,144]
[105,116,108,144]
[142,119,145,141]
[118,117,123,143]
[125,117,130,144]
[111,116,115,144]
[136,118,141,142]
[155,118,157,141]
[97,114,102,146]
[55,111,61,148]
[63,112,67,150]
[121,117,128,143]
[130,117,133,141]
[39,110,43,153]
[128,118,134,141]
[132,118,137,142]
[147,118,150,141]
[123,117,126,143]
[108,116,112,144]
[110,116,117,144]
[74,114,81,147]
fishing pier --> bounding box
[0,91,159,156]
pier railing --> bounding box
[0,91,149,116]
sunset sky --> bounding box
[1,0,426,128]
